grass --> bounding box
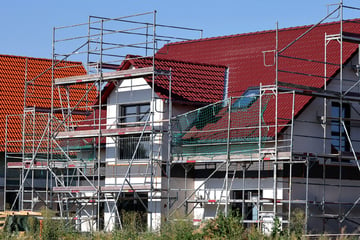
[0,209,358,240]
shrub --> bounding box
[27,216,40,236]
[289,208,305,239]
[111,211,147,240]
[160,219,200,240]
[246,225,266,240]
[200,211,244,240]
[271,217,284,239]
[40,208,66,240]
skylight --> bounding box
[232,88,260,109]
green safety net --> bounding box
[171,93,273,158]
[4,215,39,233]
[6,112,97,165]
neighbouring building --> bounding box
[1,55,95,212]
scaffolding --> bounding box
[276,1,360,232]
[166,0,360,234]
[4,1,360,234]
[4,11,202,231]
[169,84,296,231]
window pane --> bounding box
[120,104,150,124]
[139,113,149,122]
[139,104,150,114]
[331,102,350,153]
[124,116,137,123]
[119,135,150,160]
[139,104,150,121]
[331,122,340,133]
[331,105,339,117]
[125,106,136,115]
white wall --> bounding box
[291,53,360,155]
[192,177,283,222]
[104,74,200,231]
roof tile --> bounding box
[102,57,227,105]
[0,55,96,151]
[156,19,360,133]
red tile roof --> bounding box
[101,56,227,105]
[182,99,267,142]
[172,94,278,155]
[157,19,360,133]
[131,57,227,104]
[0,55,96,152]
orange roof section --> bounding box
[0,54,96,152]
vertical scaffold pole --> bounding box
[21,58,29,211]
[273,21,279,221]
[305,155,309,234]
[50,26,56,211]
[4,115,8,211]
[257,84,263,227]
[288,91,295,230]
[338,2,344,231]
[225,97,232,217]
[166,69,172,220]
[97,19,104,231]
[149,10,157,230]
[242,164,246,221]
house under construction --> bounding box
[4,2,360,234]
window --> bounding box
[232,88,259,109]
[231,190,261,221]
[331,102,350,153]
[118,103,151,160]
[118,135,150,160]
[119,103,150,126]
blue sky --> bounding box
[0,0,358,59]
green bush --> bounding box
[289,208,305,240]
[160,219,200,240]
[271,217,285,239]
[111,211,148,240]
[27,216,40,236]
[199,211,244,240]
[246,225,266,240]
[40,208,66,240]
[4,208,356,240]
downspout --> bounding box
[223,68,229,101]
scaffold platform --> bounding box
[54,67,154,85]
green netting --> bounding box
[171,93,273,157]
[5,112,98,163]
[4,215,39,233]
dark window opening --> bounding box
[117,193,148,230]
[231,190,260,221]
[6,192,19,211]
[118,135,150,160]
[331,102,350,154]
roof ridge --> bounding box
[135,55,228,68]
[0,54,83,65]
[164,18,360,47]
